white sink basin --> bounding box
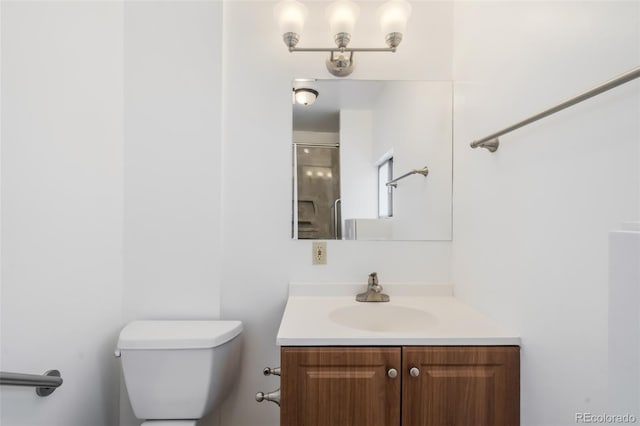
[329,304,438,332]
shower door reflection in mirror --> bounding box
[291,80,453,241]
[294,145,341,239]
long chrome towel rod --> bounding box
[386,166,429,188]
[0,370,63,397]
[471,65,640,152]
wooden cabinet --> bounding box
[281,347,401,426]
[280,346,519,426]
[402,346,520,426]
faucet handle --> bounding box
[368,272,381,292]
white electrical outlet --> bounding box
[312,241,327,265]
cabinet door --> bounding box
[402,346,520,426]
[281,347,401,426]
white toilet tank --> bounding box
[117,320,243,420]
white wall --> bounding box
[0,1,224,425]
[122,0,223,324]
[120,2,223,425]
[219,2,453,425]
[608,224,640,417]
[452,2,640,425]
[372,81,453,240]
[340,110,378,223]
[1,2,124,425]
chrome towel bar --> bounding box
[0,370,63,397]
[471,65,640,152]
[386,166,429,188]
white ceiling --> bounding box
[292,80,386,132]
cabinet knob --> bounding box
[409,367,420,377]
[387,368,398,378]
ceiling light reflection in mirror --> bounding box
[291,79,453,241]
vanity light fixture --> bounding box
[294,88,319,105]
[274,0,412,77]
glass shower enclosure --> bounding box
[292,144,341,239]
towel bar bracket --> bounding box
[475,138,500,153]
[0,369,63,397]
[35,370,61,397]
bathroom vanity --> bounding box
[270,283,521,426]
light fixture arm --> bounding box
[288,46,396,53]
[284,30,397,53]
[283,31,397,77]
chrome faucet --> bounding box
[356,272,390,302]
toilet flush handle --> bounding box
[114,349,121,358]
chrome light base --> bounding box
[385,32,403,49]
[333,32,351,49]
[283,32,300,49]
[326,51,355,77]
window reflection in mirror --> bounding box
[378,158,393,218]
[291,80,453,241]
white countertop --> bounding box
[276,283,520,346]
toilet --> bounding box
[116,320,243,426]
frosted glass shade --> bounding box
[274,0,308,35]
[326,0,360,35]
[377,0,412,35]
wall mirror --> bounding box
[291,79,452,241]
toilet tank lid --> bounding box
[117,320,243,350]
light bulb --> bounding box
[326,0,360,36]
[274,0,308,36]
[377,0,412,35]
